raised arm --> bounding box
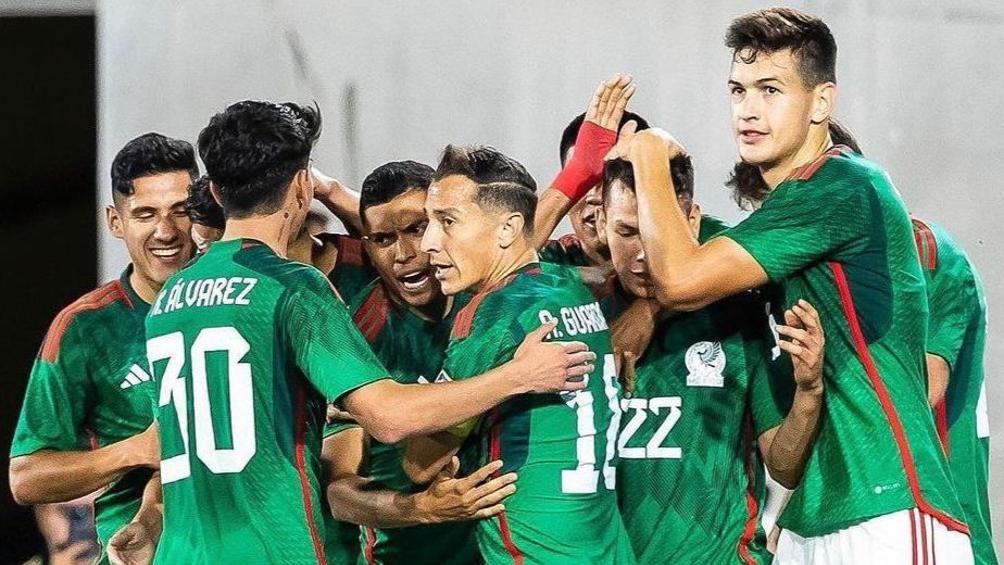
[533,74,635,249]
[344,320,594,445]
[619,129,767,311]
[312,168,363,234]
[10,424,159,505]
[757,300,825,488]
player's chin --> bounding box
[399,285,439,308]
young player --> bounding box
[609,8,971,562]
[142,101,594,564]
[408,145,635,564]
[9,133,198,563]
[598,155,824,563]
[913,218,996,564]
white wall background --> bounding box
[97,0,1003,552]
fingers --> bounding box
[585,80,606,121]
[606,83,636,129]
[619,120,638,140]
[775,324,810,345]
[559,340,589,354]
[783,308,800,328]
[777,339,806,359]
[468,472,518,505]
[562,375,588,391]
[526,319,558,343]
[437,456,461,479]
[792,300,822,336]
[471,504,506,519]
[566,349,597,366]
[566,362,595,378]
[458,459,504,488]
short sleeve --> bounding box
[722,169,868,281]
[283,269,389,404]
[324,419,361,439]
[924,263,976,370]
[11,323,93,457]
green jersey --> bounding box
[324,280,478,565]
[913,218,995,564]
[722,146,966,537]
[11,269,154,561]
[613,286,785,564]
[145,239,388,564]
[318,232,379,301]
[608,218,784,564]
[444,264,635,565]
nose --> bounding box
[420,220,441,254]
[635,245,646,263]
[395,234,419,263]
[736,91,759,123]
[153,214,183,243]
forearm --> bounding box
[350,363,521,444]
[327,476,429,528]
[630,146,701,297]
[316,185,362,234]
[532,189,576,250]
[763,387,824,488]
[132,472,163,532]
[10,440,148,504]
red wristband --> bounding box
[551,121,617,202]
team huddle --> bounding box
[8,7,994,565]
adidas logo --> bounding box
[415,371,452,385]
[120,364,152,389]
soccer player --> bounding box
[409,144,635,564]
[609,8,971,562]
[537,111,650,268]
[9,133,198,563]
[598,154,825,564]
[142,101,594,564]
[912,218,996,564]
[323,160,510,564]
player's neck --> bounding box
[286,229,318,265]
[410,294,452,322]
[760,127,834,190]
[478,244,538,293]
[221,214,295,258]
[128,269,161,304]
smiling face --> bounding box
[729,48,819,170]
[362,189,442,307]
[107,171,194,296]
[421,175,502,296]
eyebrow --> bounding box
[728,76,786,87]
[433,207,461,216]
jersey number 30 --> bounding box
[147,327,255,484]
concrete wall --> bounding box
[97,0,1003,551]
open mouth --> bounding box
[149,246,184,260]
[398,268,432,291]
[431,263,454,280]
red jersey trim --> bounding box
[450,267,541,340]
[910,218,938,270]
[40,281,127,363]
[934,401,950,457]
[737,414,760,565]
[788,145,848,182]
[829,262,969,534]
[489,412,524,564]
[336,235,366,268]
[352,284,389,344]
[364,526,377,565]
[294,384,328,565]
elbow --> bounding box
[362,416,409,445]
[652,277,706,313]
[9,464,42,506]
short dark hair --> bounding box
[359,160,435,220]
[110,133,198,202]
[726,119,862,209]
[602,155,694,211]
[186,175,225,230]
[559,111,651,166]
[434,145,538,236]
[725,8,837,87]
[197,100,321,218]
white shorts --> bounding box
[773,508,973,565]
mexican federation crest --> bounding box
[685,341,726,387]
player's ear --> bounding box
[498,213,524,249]
[292,169,312,211]
[810,82,836,125]
[687,201,702,238]
[208,181,224,208]
[106,203,124,240]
